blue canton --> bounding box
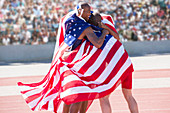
[64,14,91,47]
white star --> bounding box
[69,36,72,38]
[79,27,81,30]
[69,41,72,44]
[69,31,71,33]
[74,34,76,37]
[71,20,73,22]
[73,29,76,31]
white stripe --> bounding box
[62,74,80,86]
[27,96,42,110]
[48,98,54,111]
[71,46,97,71]
[84,38,117,77]
[102,19,115,27]
[41,93,58,111]
[23,88,43,99]
[52,43,68,65]
[71,41,87,63]
[59,65,70,75]
[101,14,115,25]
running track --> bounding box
[0,55,170,113]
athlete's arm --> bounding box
[99,22,120,41]
[79,27,109,48]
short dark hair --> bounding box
[80,2,90,9]
[88,12,102,26]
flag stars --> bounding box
[69,31,71,33]
[69,36,72,38]
[79,27,81,30]
[73,29,76,31]
[74,34,76,37]
[71,20,74,22]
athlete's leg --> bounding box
[79,101,88,113]
[70,102,82,113]
[121,72,138,113]
[122,88,139,113]
[99,94,112,113]
[63,103,71,113]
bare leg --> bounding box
[70,102,82,113]
[122,88,139,113]
[80,101,88,113]
[63,103,71,113]
[99,95,112,113]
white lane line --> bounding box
[0,78,170,96]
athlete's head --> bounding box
[88,12,102,26]
[76,2,91,21]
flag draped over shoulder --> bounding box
[17,11,134,113]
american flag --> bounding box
[18,11,134,113]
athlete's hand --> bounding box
[98,22,107,29]
[102,29,109,35]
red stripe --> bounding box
[66,42,92,68]
[80,40,121,81]
[105,23,118,34]
[78,48,102,74]
[41,101,49,110]
[102,51,129,84]
[102,15,114,25]
[21,88,37,94]
[62,80,85,91]
[62,92,99,105]
[25,92,42,104]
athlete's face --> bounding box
[81,6,91,21]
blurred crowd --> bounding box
[0,0,169,46]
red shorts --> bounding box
[121,72,132,89]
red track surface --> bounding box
[0,69,170,113]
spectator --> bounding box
[0,21,7,35]
[11,0,18,8]
[32,17,40,29]
[39,28,49,44]
[2,34,10,45]
[157,8,165,18]
[20,28,31,44]
[0,10,5,22]
[6,13,14,24]
[13,20,21,33]
[18,15,25,26]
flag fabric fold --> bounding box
[18,11,134,113]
